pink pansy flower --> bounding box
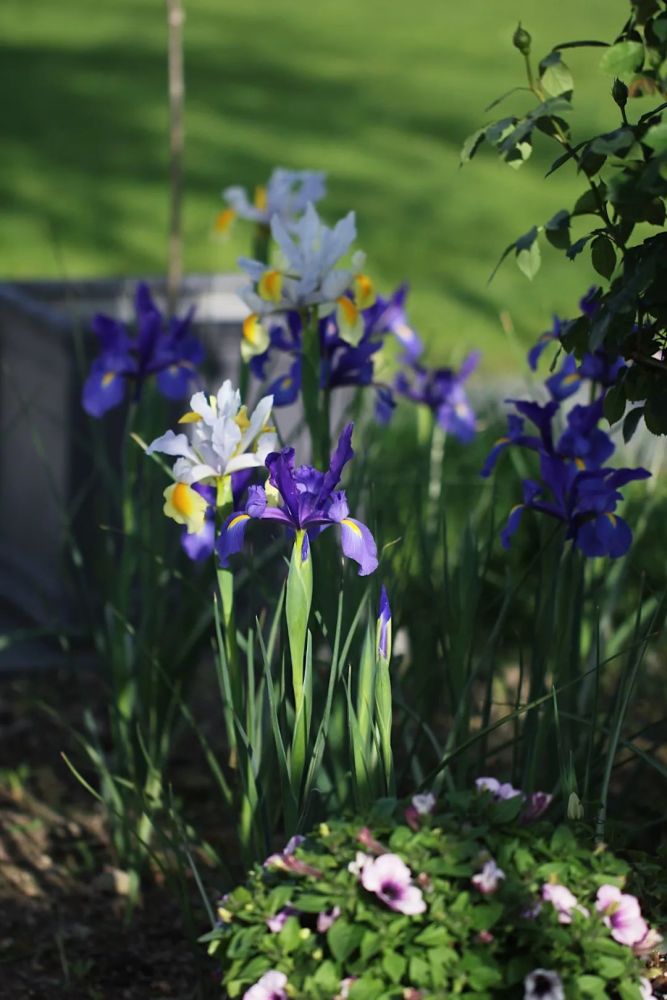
[336,976,357,999]
[596,885,648,946]
[266,906,298,933]
[640,977,656,999]
[475,776,523,800]
[472,859,506,895]
[360,853,427,915]
[348,851,370,877]
[263,834,305,868]
[316,906,341,933]
[243,970,288,1000]
[520,791,554,824]
[477,930,494,944]
[405,792,436,830]
[524,969,564,1000]
[357,827,386,855]
[634,927,663,956]
[541,882,589,924]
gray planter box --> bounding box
[0,274,246,671]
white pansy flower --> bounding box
[146,380,276,530]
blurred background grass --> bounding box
[1,0,624,365]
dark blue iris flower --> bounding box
[217,423,378,576]
[501,454,649,557]
[179,471,254,563]
[82,283,203,417]
[246,285,424,414]
[483,329,649,558]
[395,353,480,442]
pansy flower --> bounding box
[472,859,506,895]
[218,423,378,576]
[541,882,589,924]
[243,970,288,1000]
[524,969,564,1000]
[82,283,203,417]
[596,885,649,946]
[358,853,426,915]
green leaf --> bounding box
[277,915,302,952]
[595,956,627,979]
[644,387,667,434]
[622,406,644,442]
[506,140,533,169]
[545,209,571,250]
[600,41,645,75]
[349,977,387,1000]
[539,51,574,96]
[470,901,503,930]
[491,793,525,823]
[577,974,608,996]
[550,824,577,852]
[590,129,635,156]
[617,980,643,1000]
[408,955,431,987]
[515,226,541,281]
[604,385,626,426]
[382,950,406,983]
[591,235,617,279]
[327,919,364,963]
[460,127,486,164]
[644,121,667,153]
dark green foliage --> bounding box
[462,0,667,437]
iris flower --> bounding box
[218,423,378,576]
[146,381,275,535]
[216,167,326,235]
[396,353,480,442]
[82,283,203,417]
[238,204,375,344]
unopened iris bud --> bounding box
[567,791,584,820]
[612,78,628,110]
[513,23,532,56]
[376,586,392,663]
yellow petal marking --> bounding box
[341,518,362,537]
[575,458,586,470]
[254,185,268,212]
[215,208,236,233]
[258,269,283,303]
[353,273,376,309]
[337,296,359,327]
[101,372,116,388]
[234,405,251,434]
[606,513,618,527]
[228,513,251,530]
[163,482,207,534]
[178,411,203,424]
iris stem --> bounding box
[216,476,241,714]
[286,530,313,799]
[300,307,330,468]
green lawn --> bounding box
[1,0,624,365]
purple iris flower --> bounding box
[528,315,563,371]
[501,454,650,557]
[395,352,480,442]
[217,423,378,576]
[82,283,203,417]
[179,471,254,562]
[363,284,424,361]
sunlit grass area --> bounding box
[1,0,622,363]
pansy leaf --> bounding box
[382,950,406,983]
[327,919,364,962]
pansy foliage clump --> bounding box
[463,0,667,437]
[203,786,662,999]
[482,291,651,558]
